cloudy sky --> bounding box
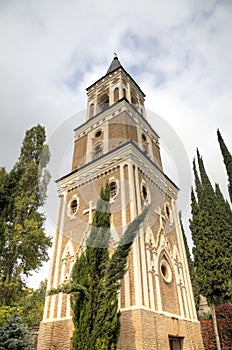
[1,0,231,287]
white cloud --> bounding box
[0,0,231,287]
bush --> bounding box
[200,303,232,350]
[0,311,31,350]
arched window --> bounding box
[142,133,149,156]
[140,180,151,205]
[142,133,147,142]
[109,181,118,199]
[165,203,174,226]
[70,199,78,214]
[98,94,109,112]
[123,88,127,98]
[89,103,94,118]
[142,144,148,155]
[141,184,148,200]
[113,87,119,102]
[93,143,103,159]
[131,94,137,106]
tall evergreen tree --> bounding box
[190,151,232,350]
[217,130,232,203]
[50,183,148,350]
[0,125,51,306]
[0,311,31,350]
[179,213,199,310]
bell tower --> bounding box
[38,56,204,350]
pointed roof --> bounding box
[106,54,122,74]
[86,55,145,97]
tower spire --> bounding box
[106,54,122,74]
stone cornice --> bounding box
[74,98,159,144]
[57,141,178,199]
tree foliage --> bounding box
[200,303,232,350]
[0,311,31,350]
[179,212,200,310]
[0,306,22,328]
[190,150,232,350]
[217,130,232,204]
[49,183,148,350]
[0,280,47,328]
[19,280,47,327]
[0,125,51,306]
[190,151,232,304]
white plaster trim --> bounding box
[128,162,142,306]
[43,195,64,320]
[49,192,67,319]
[66,294,71,318]
[57,293,63,319]
[135,166,149,308]
[172,199,198,320]
[53,192,67,288]
[40,316,73,323]
[57,142,178,201]
[49,295,56,320]
[120,305,200,323]
[120,163,130,308]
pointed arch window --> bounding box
[141,133,149,156]
[98,93,109,113]
[113,87,119,102]
[109,180,118,200]
[93,143,103,159]
[131,94,137,106]
[123,88,127,98]
[165,203,174,226]
[89,103,94,118]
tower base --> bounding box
[37,318,73,350]
[117,307,204,350]
[37,308,204,350]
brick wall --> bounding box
[117,308,204,350]
[37,319,73,350]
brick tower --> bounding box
[37,56,204,350]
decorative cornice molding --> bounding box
[57,141,178,199]
[74,99,159,142]
[120,305,199,322]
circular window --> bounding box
[160,260,172,283]
[95,130,102,138]
[67,196,79,218]
[109,180,118,199]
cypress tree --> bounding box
[190,151,232,350]
[179,212,199,310]
[217,130,232,203]
[0,311,31,350]
[49,183,148,350]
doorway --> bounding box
[169,336,183,350]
